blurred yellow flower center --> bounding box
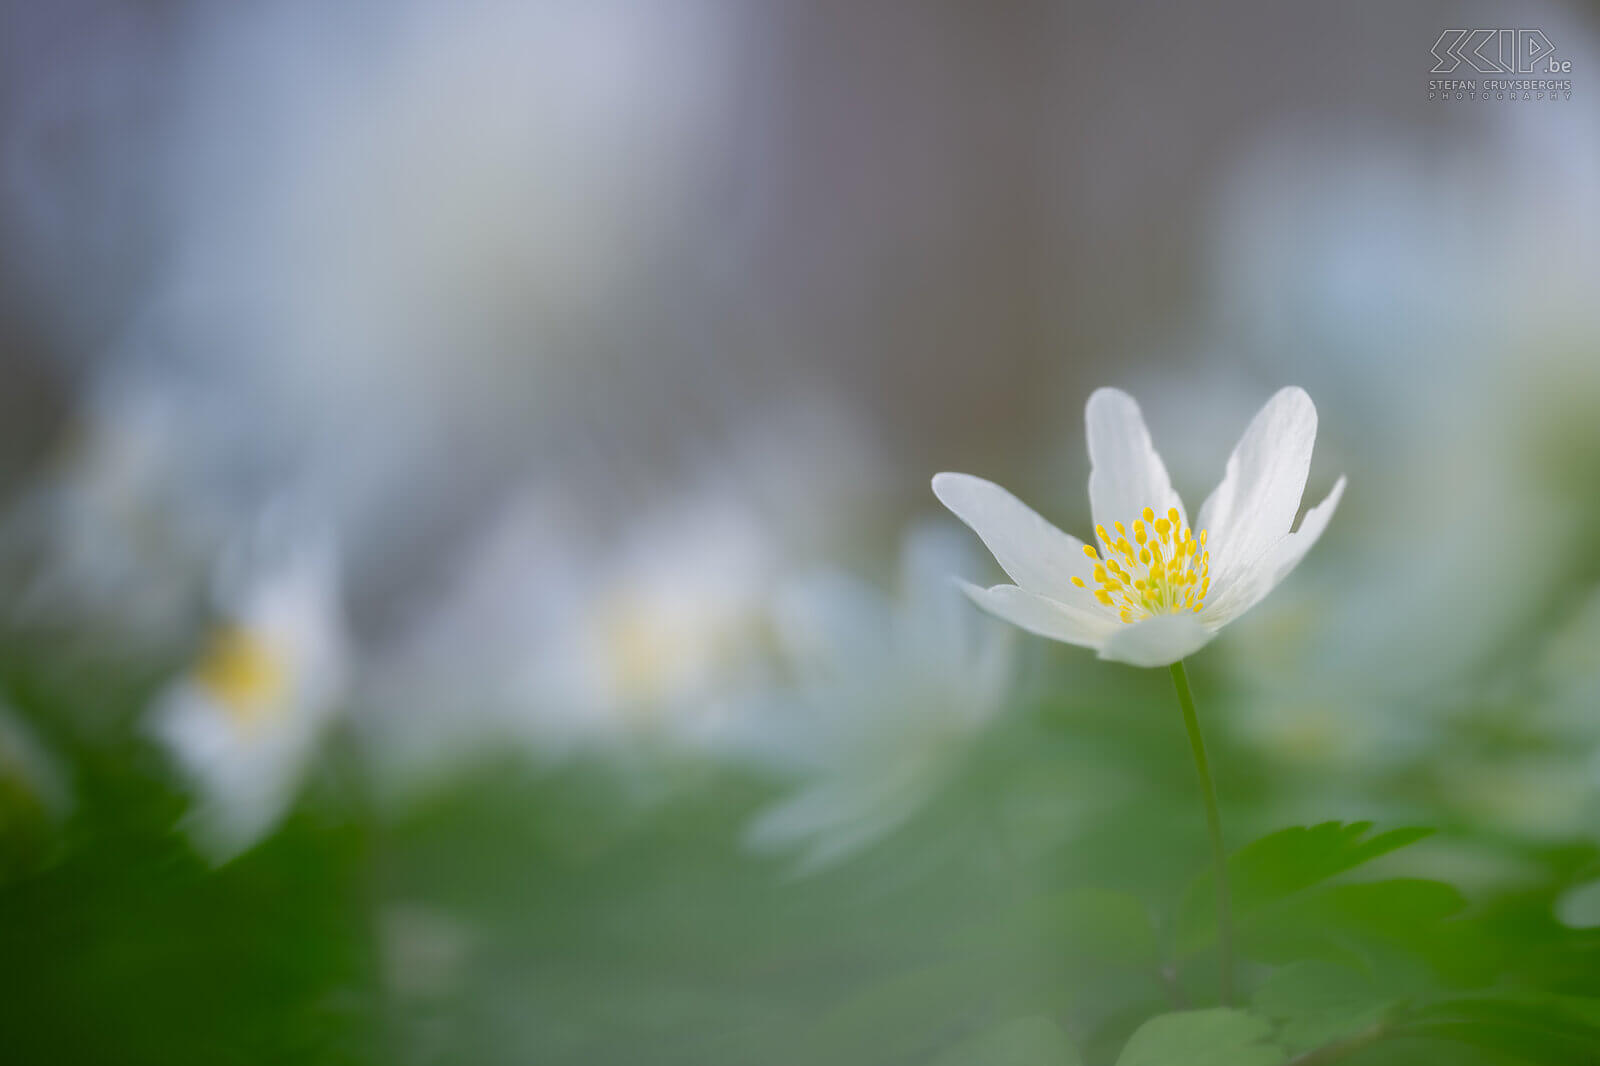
[1074,506,1211,623]
[195,625,288,726]
[599,595,693,710]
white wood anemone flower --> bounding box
[742,524,1014,873]
[933,386,1345,669]
[146,537,349,862]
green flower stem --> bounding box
[1169,659,1234,1005]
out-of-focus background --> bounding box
[1,2,1598,1064]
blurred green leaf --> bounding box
[796,962,992,1064]
[930,1015,1082,1066]
[1241,877,1469,978]
[1251,960,1396,1054]
[972,888,1158,972]
[1056,889,1160,971]
[1113,1008,1283,1066]
[1402,993,1600,1064]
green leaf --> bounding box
[1405,993,1600,1064]
[1240,877,1469,973]
[1252,961,1397,1053]
[1114,1008,1284,1066]
[931,1016,1083,1066]
[1178,823,1437,956]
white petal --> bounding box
[957,581,1119,650]
[1097,613,1215,667]
[1201,475,1346,626]
[932,473,1099,608]
[1196,387,1318,595]
[1085,388,1186,533]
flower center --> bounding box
[195,625,289,726]
[1073,507,1211,623]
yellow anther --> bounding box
[195,625,286,726]
[1070,576,1086,588]
[1093,509,1215,624]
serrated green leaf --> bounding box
[931,1015,1083,1066]
[1177,823,1443,963]
[1180,823,1434,952]
[1114,1008,1284,1066]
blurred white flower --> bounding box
[743,524,1014,873]
[935,387,1343,667]
[147,534,348,862]
[572,502,775,739]
[362,490,778,793]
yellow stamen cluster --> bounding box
[195,625,288,726]
[1070,506,1210,624]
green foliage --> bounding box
[1402,994,1600,1064]
[5,650,1600,1065]
[1177,821,1437,956]
[1114,1008,1282,1066]
[1251,961,1395,1054]
[930,1015,1083,1066]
